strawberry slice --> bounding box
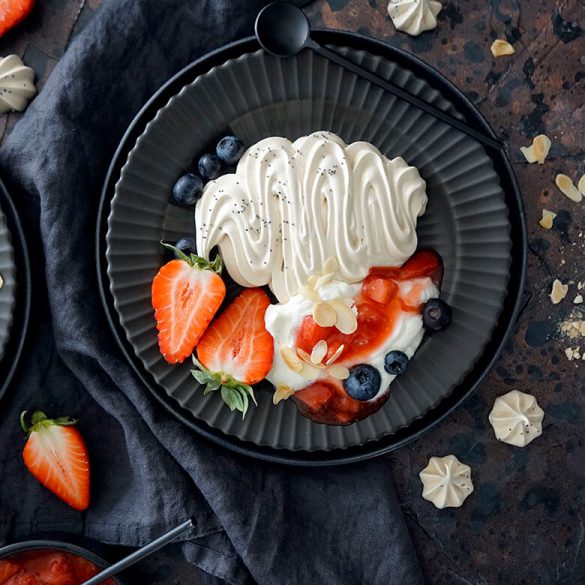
[152,244,226,364]
[21,411,90,512]
[193,289,274,417]
[0,0,35,37]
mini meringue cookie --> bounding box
[419,455,474,509]
[489,390,544,447]
[387,0,442,36]
[0,55,36,114]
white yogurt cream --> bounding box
[264,277,439,398]
[195,132,427,303]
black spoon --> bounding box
[79,519,194,585]
[255,2,502,151]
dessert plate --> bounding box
[98,31,527,465]
[0,177,31,403]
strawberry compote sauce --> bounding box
[0,550,116,585]
[292,249,443,425]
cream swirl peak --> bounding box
[195,131,428,303]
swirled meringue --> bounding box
[419,455,474,509]
[0,55,36,114]
[195,132,427,303]
[489,390,544,447]
[387,0,442,36]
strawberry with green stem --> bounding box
[152,243,225,364]
[21,411,90,511]
[192,288,274,417]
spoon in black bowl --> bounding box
[79,519,194,585]
[255,2,502,151]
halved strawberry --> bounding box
[193,289,274,417]
[0,0,35,37]
[21,411,90,512]
[152,244,226,364]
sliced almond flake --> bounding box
[0,274,3,289]
[574,295,584,304]
[565,347,574,361]
[578,175,585,196]
[273,385,295,405]
[490,39,515,57]
[330,300,358,334]
[310,340,328,364]
[325,344,345,366]
[550,279,569,304]
[578,282,584,291]
[307,275,319,288]
[313,301,337,327]
[329,364,350,380]
[280,346,303,372]
[555,174,583,203]
[299,362,324,379]
[520,134,551,164]
[580,322,585,336]
[539,209,556,230]
[299,284,319,301]
[322,257,339,274]
[314,272,335,289]
[296,347,325,369]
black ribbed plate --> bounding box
[0,190,16,363]
[0,177,31,405]
[98,32,527,465]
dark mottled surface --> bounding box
[1,0,585,583]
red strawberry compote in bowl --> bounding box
[0,549,117,585]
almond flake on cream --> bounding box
[578,175,585,196]
[490,39,515,57]
[520,134,551,164]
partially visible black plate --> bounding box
[97,31,527,466]
[0,177,31,404]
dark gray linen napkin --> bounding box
[0,1,424,584]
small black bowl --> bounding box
[0,538,127,584]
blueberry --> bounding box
[343,364,381,401]
[216,135,245,165]
[174,237,196,256]
[422,298,452,331]
[384,350,409,375]
[172,173,202,206]
[198,153,221,180]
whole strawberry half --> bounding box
[193,288,274,418]
[0,0,35,37]
[21,411,90,511]
[152,244,226,364]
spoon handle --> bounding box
[306,39,502,151]
[79,519,194,585]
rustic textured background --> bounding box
[1,0,584,583]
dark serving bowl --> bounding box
[0,538,126,584]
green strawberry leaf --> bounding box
[160,242,223,274]
[191,356,257,418]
